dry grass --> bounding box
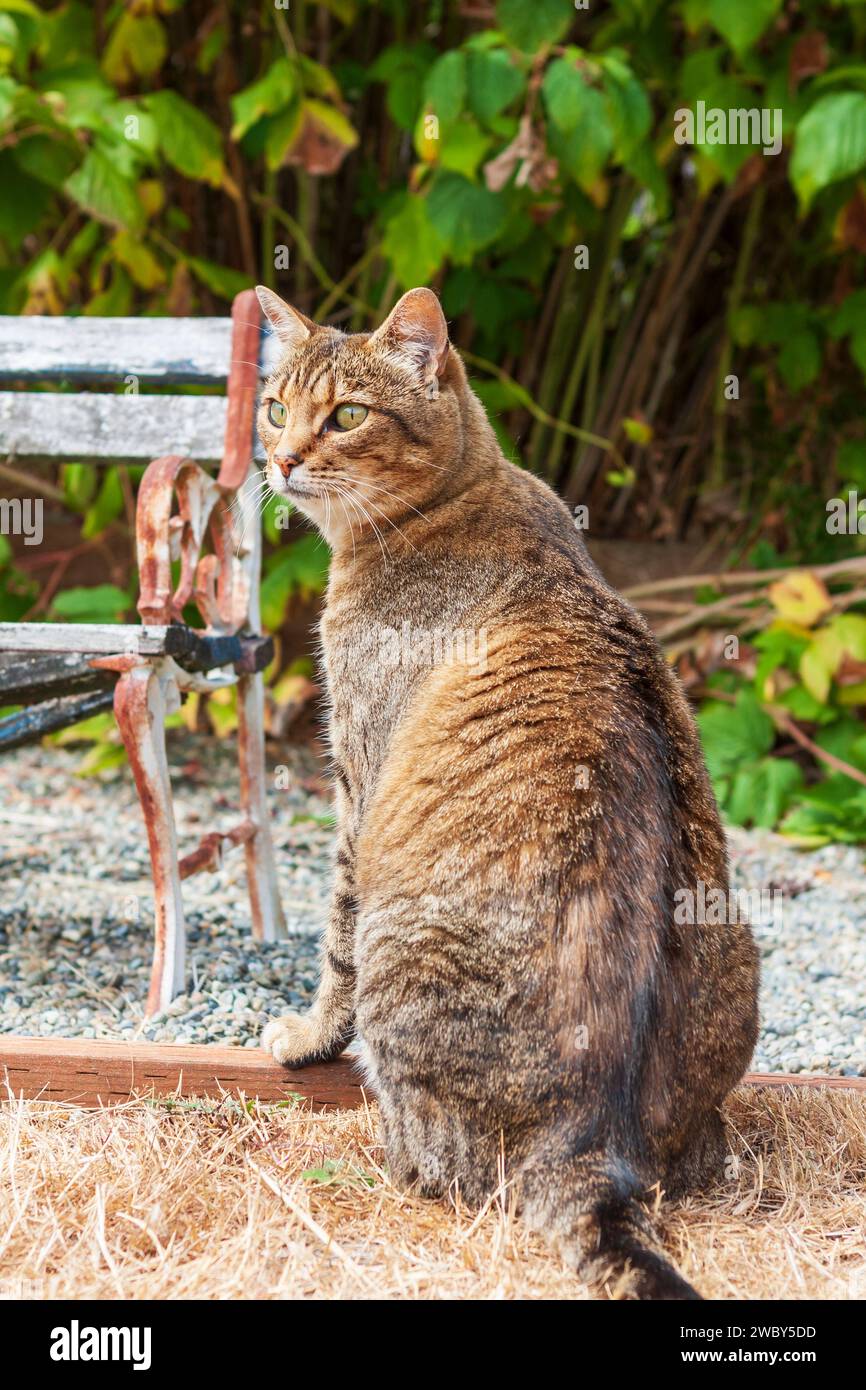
[1,1086,865,1300]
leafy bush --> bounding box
[694,569,866,842]
[4,1,866,833]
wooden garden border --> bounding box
[2,1035,865,1111]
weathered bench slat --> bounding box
[0,315,280,384]
[0,651,113,704]
[0,622,182,655]
[0,688,117,751]
[0,623,274,670]
[0,391,266,464]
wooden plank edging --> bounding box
[2,1036,864,1110]
[1,1035,363,1109]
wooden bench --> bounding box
[0,290,287,1015]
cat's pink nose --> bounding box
[274,452,301,478]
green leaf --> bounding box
[816,718,866,773]
[39,0,92,68]
[437,117,491,178]
[697,689,775,779]
[262,100,303,170]
[727,757,803,829]
[82,468,124,539]
[12,134,79,189]
[64,146,144,231]
[426,172,507,263]
[424,50,466,128]
[542,54,592,133]
[829,295,866,349]
[687,77,760,181]
[605,466,637,488]
[800,637,836,704]
[370,41,435,132]
[75,741,127,776]
[231,59,296,141]
[707,0,782,58]
[781,784,866,846]
[62,462,97,512]
[753,621,809,676]
[102,11,167,84]
[186,256,253,301]
[381,195,447,288]
[776,330,821,390]
[547,84,614,190]
[837,439,866,490]
[0,0,43,16]
[496,0,573,53]
[0,155,52,247]
[48,711,116,747]
[297,54,342,101]
[0,9,37,69]
[261,535,330,631]
[111,231,164,290]
[800,614,866,703]
[146,90,225,187]
[467,47,525,125]
[622,416,653,445]
[51,584,130,622]
[777,684,835,725]
[600,53,652,161]
[791,92,866,211]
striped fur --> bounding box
[257,288,759,1299]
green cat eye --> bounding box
[334,403,368,431]
[267,400,287,428]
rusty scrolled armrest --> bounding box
[134,453,249,635]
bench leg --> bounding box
[114,665,186,1015]
[237,671,286,942]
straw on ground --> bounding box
[1,1086,864,1300]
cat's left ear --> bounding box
[256,286,316,350]
[370,288,450,395]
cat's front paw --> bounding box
[261,1013,344,1068]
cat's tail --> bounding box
[518,1144,700,1300]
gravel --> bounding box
[1,738,864,1076]
[0,736,331,1049]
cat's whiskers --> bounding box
[229,476,268,539]
[231,473,269,516]
[330,487,356,564]
[330,482,389,566]
[343,475,429,524]
[230,472,270,523]
[339,479,422,557]
[232,473,273,555]
[330,481,391,569]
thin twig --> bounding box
[0,459,65,504]
[625,556,866,601]
[769,708,866,790]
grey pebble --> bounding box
[1,742,865,1076]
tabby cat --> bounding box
[256,285,759,1300]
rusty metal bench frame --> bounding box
[0,290,286,1014]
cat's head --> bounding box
[255,286,464,545]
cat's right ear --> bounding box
[255,287,315,350]
[369,288,450,394]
